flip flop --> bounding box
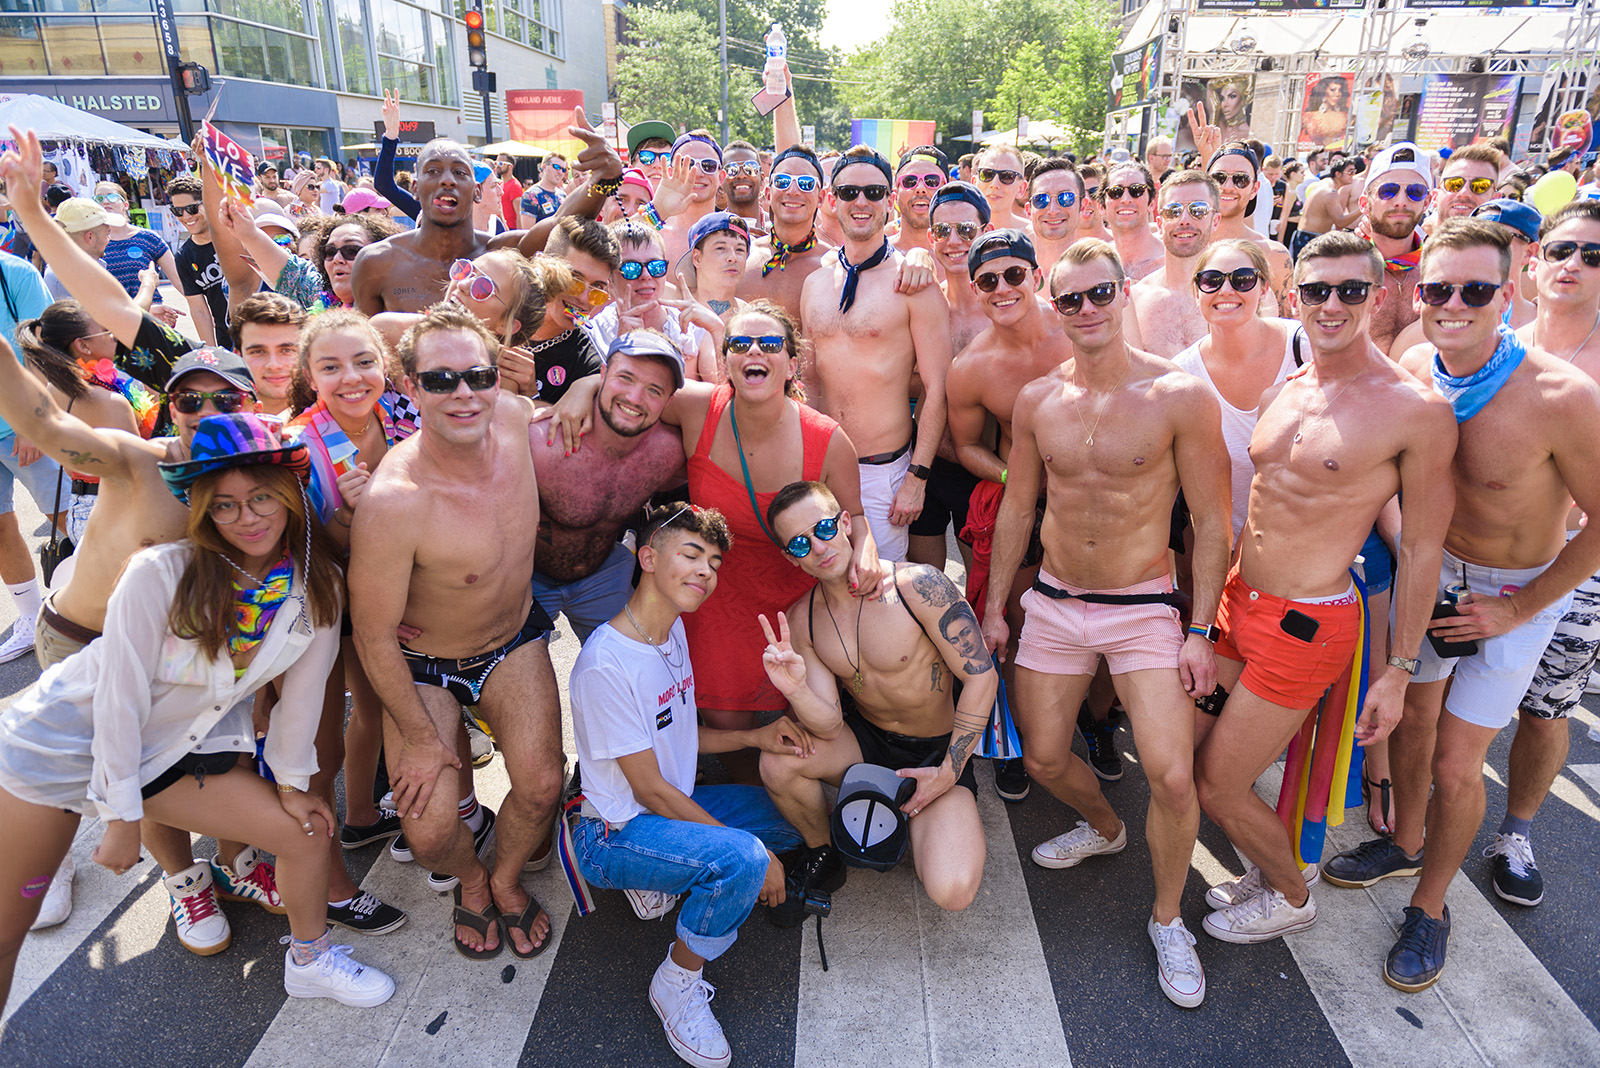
[451,883,504,960]
[501,891,552,960]
[1364,774,1394,837]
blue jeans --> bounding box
[531,540,636,644]
[573,784,802,960]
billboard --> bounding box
[1414,73,1521,151]
[505,89,585,157]
[1108,37,1163,113]
[1168,76,1257,155]
[1297,73,1354,152]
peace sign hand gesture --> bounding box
[1187,100,1223,166]
[759,612,808,697]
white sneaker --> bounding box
[1202,887,1318,944]
[1205,863,1319,911]
[626,888,681,921]
[163,860,232,955]
[283,943,395,1008]
[1148,916,1206,1008]
[0,616,35,664]
[211,845,286,914]
[29,855,74,930]
[1030,820,1127,869]
[649,950,732,1068]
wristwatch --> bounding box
[1387,654,1420,675]
[1188,622,1222,643]
[907,463,932,480]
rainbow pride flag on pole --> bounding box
[202,122,255,207]
[850,119,937,161]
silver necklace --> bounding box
[624,603,687,703]
[1540,310,1600,363]
[1293,371,1364,443]
[528,328,575,354]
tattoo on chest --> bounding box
[931,661,944,693]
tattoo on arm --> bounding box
[60,449,102,466]
[912,567,959,607]
[935,600,993,676]
[946,729,979,776]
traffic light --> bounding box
[465,1,487,69]
[177,62,211,95]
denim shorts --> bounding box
[0,435,65,516]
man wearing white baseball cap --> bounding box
[1358,142,1433,355]
[42,198,118,301]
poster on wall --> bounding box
[1525,71,1600,157]
[505,89,586,158]
[1414,73,1521,152]
[1108,37,1163,113]
[1297,73,1354,152]
[1351,75,1401,146]
[1169,76,1256,155]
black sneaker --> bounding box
[1322,837,1423,888]
[340,811,403,850]
[389,832,413,863]
[993,758,1031,803]
[427,807,497,893]
[1384,905,1450,992]
[1078,703,1122,782]
[769,844,845,928]
[327,891,407,935]
[1485,832,1544,907]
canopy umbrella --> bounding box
[981,119,1093,147]
[0,93,187,150]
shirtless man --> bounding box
[721,140,764,233]
[650,132,725,268]
[1427,143,1503,229]
[1100,162,1166,282]
[979,238,1229,1008]
[1323,220,1600,993]
[738,146,831,323]
[1206,147,1292,307]
[1357,142,1432,356]
[930,184,994,353]
[1295,158,1361,261]
[974,146,1028,229]
[1198,231,1455,958]
[890,145,947,257]
[352,305,563,959]
[801,146,954,561]
[1129,170,1219,359]
[758,480,996,915]
[529,332,687,642]
[1026,159,1083,274]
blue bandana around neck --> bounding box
[1431,324,1526,423]
[837,239,890,314]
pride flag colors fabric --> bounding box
[505,89,586,160]
[850,119,937,161]
[202,122,255,207]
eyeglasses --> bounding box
[689,158,721,174]
[898,173,942,189]
[833,184,889,202]
[1441,176,1494,195]
[208,492,282,525]
[1543,240,1600,268]
[1158,202,1214,221]
[930,221,981,241]
[1297,280,1374,305]
[783,511,845,558]
[449,258,500,302]
[726,161,760,177]
[975,265,1030,292]
[1417,281,1501,307]
[1210,172,1254,189]
[1102,183,1149,200]
[1031,190,1077,210]
[619,258,670,280]
[326,243,365,262]
[1052,282,1119,315]
[1194,267,1260,294]
[977,168,1022,185]
[566,278,612,310]
[93,193,125,205]
[170,203,202,217]
[172,390,250,414]
[415,365,500,393]
[635,149,671,166]
[771,173,818,192]
[725,334,786,354]
[1375,182,1430,203]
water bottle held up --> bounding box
[765,23,787,96]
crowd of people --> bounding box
[0,62,1597,1068]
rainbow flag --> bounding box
[850,119,937,162]
[202,122,255,207]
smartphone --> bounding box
[752,85,792,119]
[1428,601,1480,658]
[1280,608,1320,643]
[1195,685,1229,717]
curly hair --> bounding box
[316,213,402,280]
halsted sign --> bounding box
[62,94,166,114]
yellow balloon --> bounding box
[1531,171,1578,216]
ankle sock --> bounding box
[1498,814,1533,840]
[460,793,484,833]
[328,897,353,909]
[289,930,332,966]
[8,579,39,624]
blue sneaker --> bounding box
[1384,905,1450,992]
[1322,837,1423,889]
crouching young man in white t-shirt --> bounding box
[570,503,810,1068]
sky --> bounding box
[818,0,896,54]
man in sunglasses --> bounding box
[1428,143,1504,229]
[973,146,1027,229]
[801,146,955,561]
[1099,161,1165,282]
[889,145,948,257]
[1356,142,1433,355]
[1025,158,1083,273]
[1296,158,1361,262]
[980,238,1230,1008]
[168,174,230,349]
[739,145,830,321]
[721,140,765,236]
[352,305,563,961]
[627,120,675,187]
[1129,170,1220,358]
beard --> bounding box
[1368,211,1421,240]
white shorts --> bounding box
[857,451,911,562]
[1413,547,1571,730]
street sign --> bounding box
[802,124,815,147]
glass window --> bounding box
[36,2,96,13]
[40,17,104,73]
[430,12,453,106]
[96,0,155,12]
[373,0,423,63]
[289,126,330,163]
[0,15,47,74]
[98,14,160,74]
[333,0,368,95]
[175,13,214,66]
[215,0,304,32]
[259,123,290,165]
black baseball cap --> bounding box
[165,347,257,396]
[967,228,1037,275]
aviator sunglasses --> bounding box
[783,511,845,558]
[930,221,981,241]
[1441,176,1494,195]
[1375,182,1430,203]
[1543,240,1600,268]
[1031,190,1077,210]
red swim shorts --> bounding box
[1213,567,1362,711]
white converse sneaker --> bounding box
[1148,916,1206,1008]
[0,616,36,664]
[211,845,286,914]
[29,855,74,930]
[1205,862,1320,911]
[1202,887,1318,944]
[649,950,732,1068]
[625,888,680,921]
[1030,820,1127,869]
[282,943,395,1007]
[163,860,231,955]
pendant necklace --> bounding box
[1069,359,1132,447]
[819,585,865,695]
[625,603,687,704]
[1538,310,1600,363]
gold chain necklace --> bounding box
[1069,359,1133,448]
[818,585,865,695]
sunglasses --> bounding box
[1158,202,1214,221]
[634,149,671,166]
[170,203,202,217]
[771,173,818,192]
[172,389,249,414]
[326,243,365,262]
[1195,267,1260,294]
[833,184,889,202]
[726,161,760,177]
[1052,281,1119,315]
[1031,190,1077,210]
[1417,281,1501,307]
[1297,280,1374,305]
[975,265,1030,292]
[415,365,500,393]
[1442,176,1494,195]
[1543,240,1600,268]
[1498,190,1523,202]
[449,257,499,302]
[725,334,786,354]
[93,193,125,205]
[977,168,1022,185]
[1082,187,1100,200]
[898,173,942,189]
[1210,172,1254,189]
[1102,183,1149,200]
[547,161,567,173]
[783,511,845,558]
[688,157,721,174]
[1375,182,1430,203]
[619,258,670,280]
[566,278,612,310]
[930,221,981,241]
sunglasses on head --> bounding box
[1376,182,1430,203]
[783,511,845,558]
[726,160,760,177]
[1102,183,1149,200]
[1031,190,1077,210]
[1052,281,1119,315]
[415,365,500,393]
[1297,279,1373,305]
[326,243,365,262]
[1158,202,1214,221]
[619,258,670,280]
[898,173,943,189]
[725,334,786,354]
[689,157,721,174]
[930,221,980,241]
[170,203,202,217]
[1210,172,1254,189]
[449,257,499,302]
[974,265,1030,292]
[634,149,671,166]
[172,389,249,414]
[977,168,1022,185]
[1195,267,1260,294]
[771,173,818,191]
[833,184,889,202]
[1442,176,1494,195]
[1417,281,1501,307]
[1543,240,1600,268]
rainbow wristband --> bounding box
[1187,625,1213,640]
[641,202,665,230]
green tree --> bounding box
[1051,0,1122,154]
[615,6,723,135]
[987,42,1056,136]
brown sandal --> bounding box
[502,892,551,960]
[451,883,504,960]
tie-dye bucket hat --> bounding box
[158,412,310,503]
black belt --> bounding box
[70,479,98,496]
[1031,576,1192,615]
[859,440,911,466]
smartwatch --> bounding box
[1387,654,1420,676]
[907,463,932,480]
[1188,622,1222,643]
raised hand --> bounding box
[382,88,402,141]
[1187,100,1222,165]
[567,106,623,182]
[0,125,44,193]
[759,611,808,696]
[650,155,695,220]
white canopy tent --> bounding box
[0,94,187,151]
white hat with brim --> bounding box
[55,197,123,233]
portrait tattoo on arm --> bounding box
[937,601,993,676]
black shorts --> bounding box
[844,711,978,795]
[142,750,244,799]
[402,598,556,706]
[909,457,982,539]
